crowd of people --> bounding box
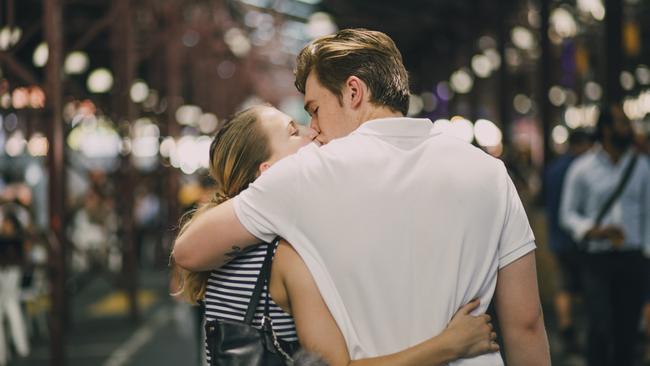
[0,182,36,365]
[0,170,163,365]
[544,103,650,365]
[1,26,649,366]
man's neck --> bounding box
[356,106,403,126]
[602,140,625,164]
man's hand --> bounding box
[584,226,607,240]
[603,226,625,248]
[584,226,626,248]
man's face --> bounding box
[610,106,633,150]
[303,72,355,145]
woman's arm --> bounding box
[272,241,498,366]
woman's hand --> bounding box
[444,299,499,359]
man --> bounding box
[560,104,650,366]
[174,29,550,365]
[542,129,592,354]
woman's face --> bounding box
[258,106,317,167]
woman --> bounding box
[171,105,498,365]
[0,204,30,365]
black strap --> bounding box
[593,153,639,227]
[243,239,277,325]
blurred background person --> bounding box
[69,186,120,275]
[560,103,650,366]
[542,128,592,355]
[0,195,32,365]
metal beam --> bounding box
[43,0,66,364]
[112,0,140,323]
[0,52,40,86]
[497,0,510,147]
[604,0,623,105]
[10,23,42,54]
[164,1,182,264]
[7,0,15,30]
[539,0,553,166]
[136,28,170,64]
[69,8,117,52]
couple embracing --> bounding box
[172,28,550,366]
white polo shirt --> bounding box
[233,117,535,364]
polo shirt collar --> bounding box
[352,117,434,137]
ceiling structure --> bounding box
[320,0,518,92]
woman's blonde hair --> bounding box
[170,106,272,304]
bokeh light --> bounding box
[87,68,114,93]
[552,125,569,145]
[130,80,150,103]
[450,69,474,94]
[474,119,502,147]
[64,52,89,74]
[33,42,49,67]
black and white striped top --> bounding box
[203,242,298,362]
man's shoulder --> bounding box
[274,141,333,175]
[635,152,650,174]
[567,151,596,174]
[546,154,573,177]
[443,136,507,172]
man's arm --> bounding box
[494,251,550,366]
[276,242,498,366]
[559,163,593,242]
[172,200,258,271]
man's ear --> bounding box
[345,76,366,109]
[259,161,271,174]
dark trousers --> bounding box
[582,250,646,366]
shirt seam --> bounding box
[499,238,536,269]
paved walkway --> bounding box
[9,268,203,366]
[5,208,650,365]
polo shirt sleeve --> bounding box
[232,154,300,243]
[498,166,537,269]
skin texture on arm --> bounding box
[271,241,498,366]
[172,200,259,271]
[494,251,551,366]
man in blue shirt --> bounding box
[543,129,592,354]
[560,104,650,366]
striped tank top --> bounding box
[203,241,298,362]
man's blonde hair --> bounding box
[295,28,410,115]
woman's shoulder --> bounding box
[273,240,304,276]
[275,239,299,259]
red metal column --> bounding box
[112,0,139,323]
[604,0,623,105]
[43,0,66,364]
[539,0,553,167]
[164,2,182,262]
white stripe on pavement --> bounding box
[103,306,172,366]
